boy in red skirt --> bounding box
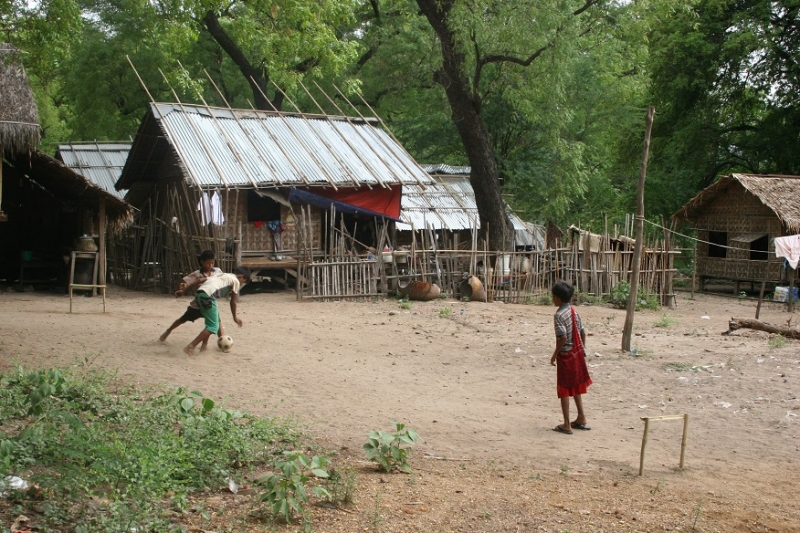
[550,280,592,434]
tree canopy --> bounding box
[3,0,797,237]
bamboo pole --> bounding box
[639,414,689,475]
[622,107,655,353]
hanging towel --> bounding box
[198,191,226,226]
[775,235,800,269]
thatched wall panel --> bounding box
[0,44,39,155]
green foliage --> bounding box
[399,299,412,310]
[526,292,553,306]
[663,362,697,372]
[0,366,301,532]
[325,465,358,505]
[768,335,788,349]
[653,313,677,328]
[576,292,605,306]
[609,281,660,310]
[257,451,331,524]
[363,420,420,474]
[439,307,453,318]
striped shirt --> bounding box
[554,304,583,353]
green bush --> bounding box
[609,281,660,310]
[0,365,302,532]
[258,451,330,524]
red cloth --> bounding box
[556,307,592,398]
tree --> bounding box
[413,0,606,248]
[648,0,800,214]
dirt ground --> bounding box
[1,285,799,532]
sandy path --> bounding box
[2,287,799,505]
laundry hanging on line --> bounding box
[198,191,225,226]
[774,234,800,269]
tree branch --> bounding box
[203,10,272,110]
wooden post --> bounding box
[622,107,655,353]
[691,241,697,300]
[0,157,6,221]
[638,417,650,476]
[756,252,771,319]
[639,414,689,475]
[98,199,106,296]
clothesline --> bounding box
[636,217,800,268]
[636,217,745,251]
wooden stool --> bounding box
[69,251,106,313]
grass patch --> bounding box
[653,313,677,328]
[768,334,788,349]
[0,365,304,532]
[525,292,552,306]
[576,292,605,305]
[663,362,697,372]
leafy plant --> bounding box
[768,334,788,349]
[258,451,331,524]
[439,307,453,318]
[576,292,604,305]
[0,365,302,532]
[325,465,357,505]
[399,298,412,310]
[653,313,677,328]
[363,420,420,473]
[609,281,659,310]
[525,292,552,306]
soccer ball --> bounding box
[217,335,234,352]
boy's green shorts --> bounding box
[195,292,220,335]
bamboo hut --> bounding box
[113,102,435,293]
[672,173,800,292]
[1,150,132,288]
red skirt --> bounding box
[556,307,592,398]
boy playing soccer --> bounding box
[177,266,251,356]
[160,250,225,349]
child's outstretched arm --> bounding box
[229,293,243,326]
[175,278,204,297]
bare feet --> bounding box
[183,345,196,356]
[200,344,208,352]
[159,332,169,342]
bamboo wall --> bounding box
[293,213,677,305]
[107,185,322,293]
[693,184,784,283]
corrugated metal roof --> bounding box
[152,103,434,189]
[421,163,471,175]
[397,176,530,233]
[56,143,130,200]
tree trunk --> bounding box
[416,0,514,250]
[203,11,275,111]
[726,318,800,339]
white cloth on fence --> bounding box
[198,191,225,226]
[774,234,800,269]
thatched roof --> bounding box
[672,173,800,233]
[0,43,40,156]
